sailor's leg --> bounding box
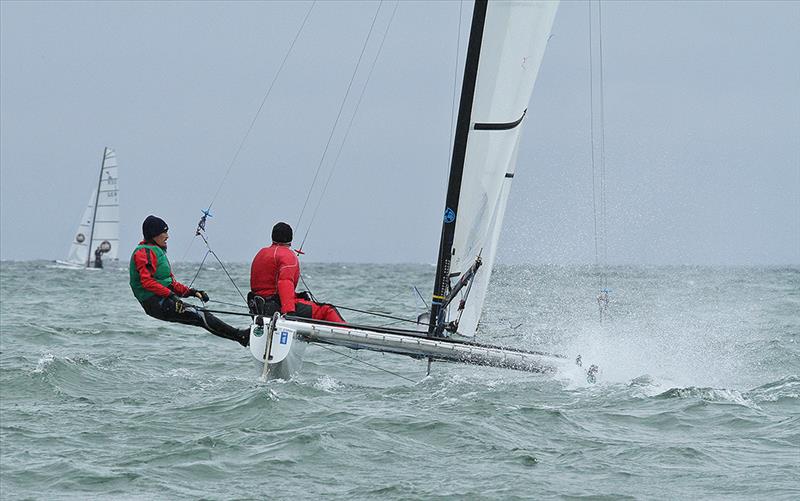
[294,298,345,323]
[141,296,248,346]
[197,311,250,347]
[313,303,345,323]
[289,299,312,319]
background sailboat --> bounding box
[56,147,120,269]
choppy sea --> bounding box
[1,261,798,499]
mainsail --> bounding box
[64,148,120,267]
[430,0,558,337]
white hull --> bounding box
[53,260,101,270]
[253,335,307,381]
[250,315,572,380]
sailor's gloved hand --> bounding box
[169,294,186,314]
[295,291,312,301]
[189,288,210,302]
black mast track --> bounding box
[86,147,108,268]
[429,0,488,337]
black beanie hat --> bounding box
[142,215,169,240]
[272,222,293,244]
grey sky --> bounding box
[1,0,798,265]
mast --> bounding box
[86,147,108,267]
[429,0,488,336]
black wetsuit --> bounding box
[140,295,249,347]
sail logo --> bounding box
[444,208,456,223]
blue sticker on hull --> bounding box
[444,208,456,223]
[280,331,288,344]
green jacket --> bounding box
[129,241,187,302]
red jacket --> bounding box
[130,241,190,299]
[250,244,299,314]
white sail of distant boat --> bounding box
[241,0,601,381]
[59,147,119,269]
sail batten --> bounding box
[474,109,526,130]
[431,0,559,337]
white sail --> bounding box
[89,148,119,263]
[445,1,558,336]
[63,148,120,267]
[64,191,96,266]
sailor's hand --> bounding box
[169,294,186,314]
[189,288,210,302]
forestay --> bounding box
[65,148,120,266]
[434,1,558,337]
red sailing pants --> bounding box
[295,299,345,323]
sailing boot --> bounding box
[201,311,250,347]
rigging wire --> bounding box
[445,0,465,169]
[208,298,249,309]
[376,319,408,328]
[195,307,251,317]
[194,300,425,327]
[298,270,426,325]
[598,0,609,291]
[294,0,385,242]
[298,274,318,303]
[205,0,317,212]
[375,286,415,311]
[333,304,429,327]
[588,2,599,271]
[179,2,316,265]
[290,1,399,316]
[298,0,400,251]
[197,231,248,304]
[589,0,611,319]
[179,237,196,264]
[413,285,429,310]
[188,249,210,288]
[314,343,418,383]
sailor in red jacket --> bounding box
[249,222,344,323]
[130,215,250,346]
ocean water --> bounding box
[1,261,798,500]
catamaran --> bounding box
[245,0,596,381]
[57,147,120,269]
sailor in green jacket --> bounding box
[130,215,249,347]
